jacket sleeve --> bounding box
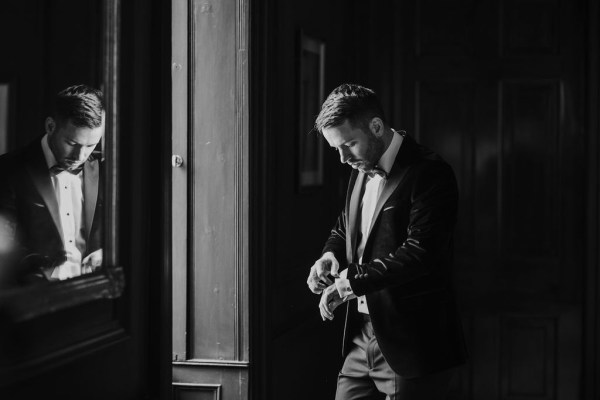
[321,208,349,268]
[346,161,458,296]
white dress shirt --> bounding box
[335,130,404,314]
[41,135,86,280]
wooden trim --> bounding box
[235,0,250,363]
[173,360,249,368]
[584,0,600,397]
[160,0,174,397]
[171,0,189,362]
[172,383,221,400]
[249,0,273,398]
[0,325,127,386]
[0,266,124,322]
[103,0,120,268]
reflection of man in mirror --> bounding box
[0,85,104,284]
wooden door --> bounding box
[171,1,250,399]
[394,0,586,398]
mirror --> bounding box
[0,0,122,321]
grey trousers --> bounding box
[335,317,455,400]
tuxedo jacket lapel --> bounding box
[365,134,420,250]
[24,142,63,243]
[83,159,99,241]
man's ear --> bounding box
[370,117,384,138]
[45,117,56,136]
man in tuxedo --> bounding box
[307,84,467,399]
[0,84,104,284]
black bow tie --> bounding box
[368,166,388,179]
[50,164,83,175]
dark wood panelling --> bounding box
[416,0,475,57]
[397,0,586,398]
[416,80,474,251]
[502,81,559,260]
[584,1,600,398]
[502,0,559,56]
[173,365,247,400]
[470,316,501,399]
[501,317,556,399]
[173,383,221,400]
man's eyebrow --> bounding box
[330,139,352,149]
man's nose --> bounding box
[73,147,86,161]
[339,148,350,164]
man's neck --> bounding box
[379,127,394,156]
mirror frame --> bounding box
[0,0,124,322]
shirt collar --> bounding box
[376,129,404,175]
[41,134,58,169]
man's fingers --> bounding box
[309,286,324,294]
[316,259,334,285]
[319,295,334,320]
[330,264,340,278]
[320,305,333,320]
[307,271,327,294]
[307,280,323,294]
[327,256,340,278]
[319,276,333,286]
[317,269,333,285]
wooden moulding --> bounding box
[0,265,124,323]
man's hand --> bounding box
[307,252,340,294]
[319,284,344,321]
[82,248,103,274]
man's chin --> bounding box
[62,162,83,171]
[354,165,372,173]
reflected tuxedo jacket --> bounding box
[0,137,103,281]
[323,133,467,378]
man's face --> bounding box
[46,116,104,171]
[322,119,384,173]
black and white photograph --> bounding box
[0,1,598,400]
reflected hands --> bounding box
[306,252,340,294]
[82,248,103,274]
[319,283,344,321]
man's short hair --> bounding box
[53,84,104,129]
[314,83,386,133]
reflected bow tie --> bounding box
[50,164,83,175]
[368,166,388,179]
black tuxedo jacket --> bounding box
[0,138,103,282]
[323,133,467,378]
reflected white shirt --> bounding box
[41,135,86,280]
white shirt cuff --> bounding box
[335,269,356,301]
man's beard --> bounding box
[58,160,84,172]
[359,134,384,172]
